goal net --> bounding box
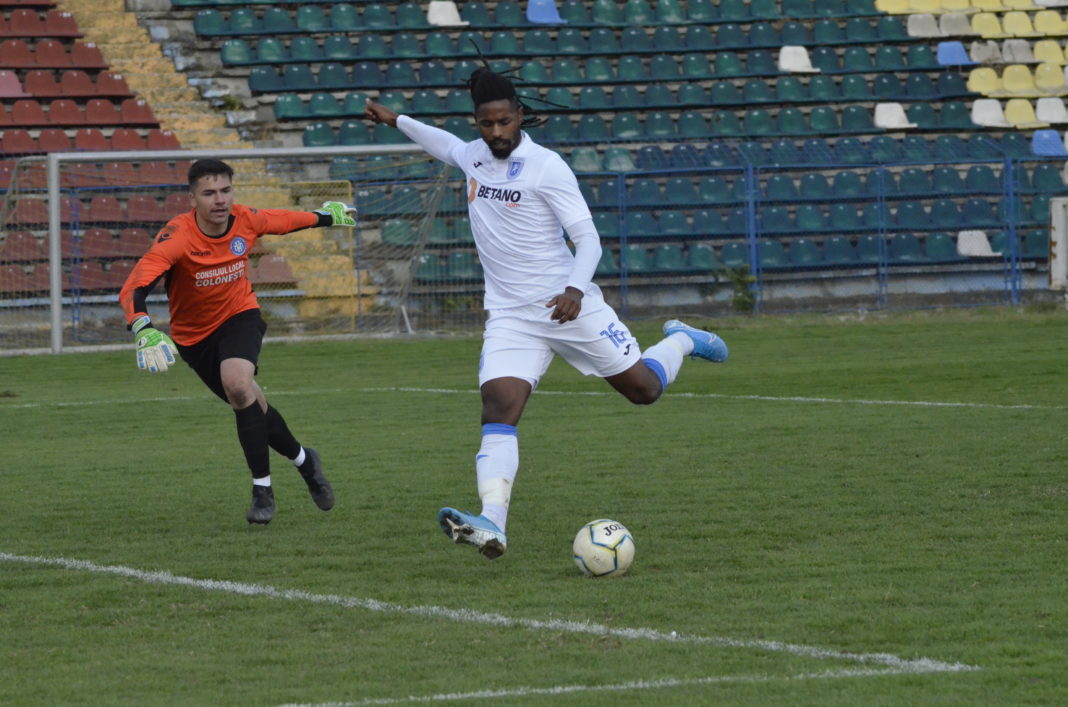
[0,145,484,353]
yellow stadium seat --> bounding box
[968,66,1004,93]
[970,0,1005,10]
[972,12,1008,37]
[909,0,941,11]
[1004,97,1050,125]
[1034,39,1067,63]
[1034,10,1068,34]
[1036,61,1068,90]
[941,0,972,9]
[1003,0,1038,8]
[1003,11,1042,35]
[1001,63,1038,94]
[876,0,910,12]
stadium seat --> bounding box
[595,248,619,277]
[686,243,720,271]
[620,245,653,274]
[889,234,926,262]
[822,235,856,264]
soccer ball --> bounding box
[572,519,634,577]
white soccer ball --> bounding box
[572,518,635,577]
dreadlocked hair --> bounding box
[465,45,547,129]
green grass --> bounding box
[2,307,1067,705]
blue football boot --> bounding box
[438,507,507,559]
[663,319,729,362]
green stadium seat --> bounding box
[714,51,744,77]
[907,45,937,69]
[382,218,417,245]
[338,119,371,145]
[296,6,329,32]
[448,252,482,280]
[411,90,443,114]
[720,242,749,268]
[925,232,962,262]
[342,91,371,115]
[898,168,931,195]
[716,23,748,48]
[783,0,814,16]
[490,30,520,56]
[594,210,620,237]
[806,106,837,134]
[799,173,831,200]
[1024,229,1049,258]
[780,21,812,44]
[841,75,872,100]
[684,25,715,50]
[759,240,788,268]
[855,235,883,264]
[843,46,874,72]
[845,17,877,42]
[584,58,614,83]
[645,111,676,138]
[789,238,822,267]
[611,113,641,140]
[795,204,828,231]
[746,23,777,48]
[540,114,574,142]
[362,3,394,28]
[965,165,1000,194]
[551,59,583,84]
[877,17,906,40]
[395,0,426,27]
[329,156,361,181]
[712,111,740,136]
[932,166,966,195]
[761,206,793,233]
[249,67,283,92]
[653,26,685,51]
[193,9,226,36]
[809,75,840,101]
[809,47,838,73]
[741,109,772,136]
[577,114,609,141]
[317,63,349,90]
[293,36,326,61]
[418,61,450,85]
[678,111,710,138]
[357,34,389,59]
[453,216,475,244]
[229,8,261,34]
[890,234,926,262]
[687,0,717,21]
[570,147,603,173]
[415,253,446,282]
[650,55,681,81]
[653,244,687,272]
[764,174,799,201]
[841,105,874,132]
[282,65,317,91]
[862,203,892,230]
[309,92,343,117]
[549,28,581,54]
[686,243,721,271]
[621,244,653,273]
[221,39,253,65]
[664,176,698,204]
[677,84,708,106]
[625,212,660,237]
[895,201,929,229]
[545,86,575,109]
[391,32,422,58]
[302,121,336,147]
[828,203,862,230]
[906,103,938,129]
[426,218,454,245]
[274,93,307,120]
[592,0,623,23]
[588,27,620,52]
[331,3,361,31]
[697,208,729,236]
[710,81,742,105]
[523,29,554,54]
[1032,164,1066,193]
[255,38,288,64]
[822,236,856,264]
[628,177,661,206]
[604,147,636,172]
[579,86,611,110]
[616,56,646,82]
[385,62,417,86]
[931,199,963,228]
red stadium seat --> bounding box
[72,260,109,291]
[0,264,34,294]
[59,69,97,96]
[110,128,145,151]
[126,195,161,222]
[99,161,139,186]
[94,72,131,97]
[1,127,37,153]
[34,39,71,67]
[84,195,127,224]
[47,98,84,126]
[119,98,156,125]
[77,227,118,258]
[106,258,136,287]
[0,160,13,188]
[163,192,189,217]
[14,160,47,188]
[29,263,71,293]
[0,230,44,262]
[8,9,44,36]
[44,10,81,38]
[38,127,73,153]
[10,197,48,225]
[140,161,181,185]
[11,98,47,125]
[22,69,60,96]
[63,162,104,187]
[0,40,35,68]
[84,98,117,125]
[252,254,295,284]
[73,127,109,151]
[70,41,105,68]
[116,228,151,257]
[0,104,9,126]
[146,129,180,150]
[0,68,30,97]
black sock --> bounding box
[265,405,302,460]
[234,402,270,479]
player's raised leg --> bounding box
[662,319,728,363]
[607,320,727,405]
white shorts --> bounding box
[479,292,642,388]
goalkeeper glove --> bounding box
[315,201,357,227]
[131,315,176,374]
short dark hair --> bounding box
[188,159,234,188]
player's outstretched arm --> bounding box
[131,315,176,373]
[364,100,398,128]
[314,201,357,227]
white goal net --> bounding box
[0,145,485,353]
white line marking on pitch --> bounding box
[1,551,978,679]
[0,386,1058,411]
[277,666,957,707]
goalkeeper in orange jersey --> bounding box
[119,159,356,525]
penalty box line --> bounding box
[1,551,978,678]
[279,666,962,707]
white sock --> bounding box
[476,424,519,532]
[291,447,306,467]
[641,332,689,392]
[253,475,271,487]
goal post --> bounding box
[0,144,486,354]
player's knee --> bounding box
[222,377,256,408]
[623,380,662,406]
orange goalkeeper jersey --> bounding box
[120,203,319,345]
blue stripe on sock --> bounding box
[643,357,668,392]
[482,423,518,437]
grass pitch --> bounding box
[1,307,1066,705]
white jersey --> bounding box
[397,115,594,310]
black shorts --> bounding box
[177,308,267,403]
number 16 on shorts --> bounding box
[600,322,629,349]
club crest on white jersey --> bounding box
[507,158,524,180]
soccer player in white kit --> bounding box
[365,67,728,559]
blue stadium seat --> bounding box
[823,236,856,264]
